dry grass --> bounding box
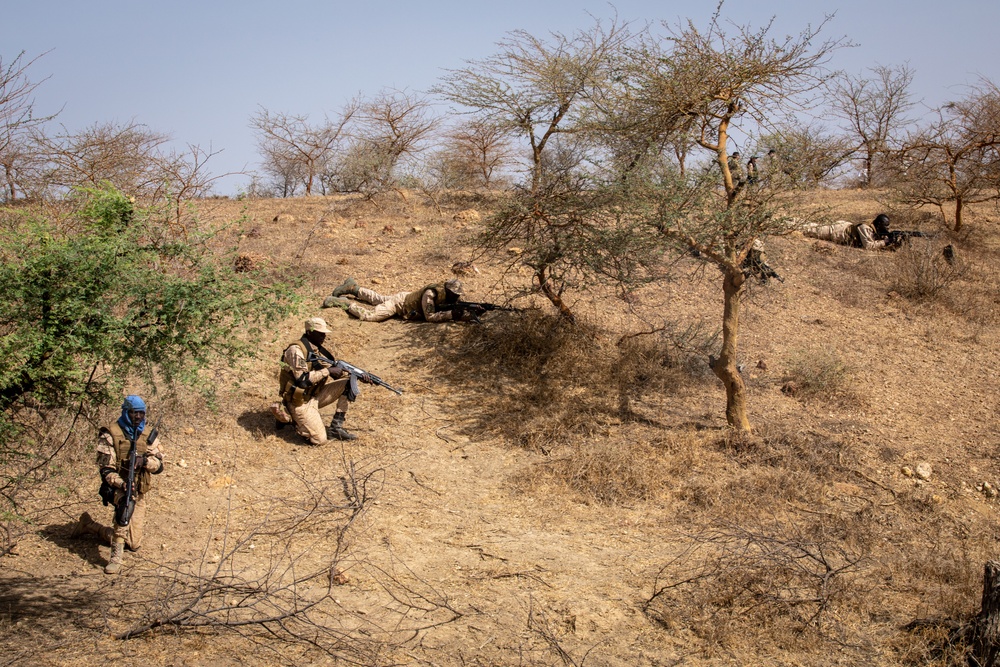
[7,189,1000,667]
[781,347,858,404]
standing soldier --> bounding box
[323,278,476,323]
[271,317,370,444]
[746,156,759,185]
[73,395,164,574]
[727,150,746,191]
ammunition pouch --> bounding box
[283,383,308,407]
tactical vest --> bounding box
[106,422,154,494]
[279,337,334,406]
[847,222,865,248]
[401,284,447,320]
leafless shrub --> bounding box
[644,516,874,657]
[113,462,459,662]
[876,239,967,302]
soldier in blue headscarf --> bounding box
[73,395,165,574]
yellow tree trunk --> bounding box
[713,267,752,431]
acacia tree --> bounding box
[153,143,238,225]
[332,89,438,199]
[892,79,1000,231]
[757,122,855,187]
[250,101,357,196]
[621,13,845,430]
[38,120,171,198]
[434,19,633,319]
[0,51,55,202]
[431,117,517,189]
[829,63,916,187]
[0,185,298,554]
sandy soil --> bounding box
[3,191,1000,666]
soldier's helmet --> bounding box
[872,214,890,237]
[444,279,464,298]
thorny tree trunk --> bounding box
[971,560,1000,667]
[714,267,751,431]
[536,265,576,324]
[954,196,964,233]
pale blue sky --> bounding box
[4,0,997,194]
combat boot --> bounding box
[327,411,358,441]
[332,277,359,297]
[322,295,352,310]
[105,537,125,574]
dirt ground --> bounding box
[3,191,1000,666]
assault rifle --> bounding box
[439,300,521,322]
[114,422,157,527]
[307,352,403,396]
[886,230,932,247]
[742,257,784,284]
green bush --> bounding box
[0,184,299,551]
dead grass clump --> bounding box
[782,348,858,404]
[723,424,847,478]
[877,240,967,302]
[513,430,670,505]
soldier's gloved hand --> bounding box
[107,472,125,489]
[143,454,162,472]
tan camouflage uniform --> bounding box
[346,285,459,323]
[94,425,164,550]
[801,220,887,250]
[281,339,351,445]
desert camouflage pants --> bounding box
[348,288,410,322]
[290,377,351,445]
[110,491,147,550]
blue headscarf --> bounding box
[117,395,147,441]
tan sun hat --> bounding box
[305,316,332,333]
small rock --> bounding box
[984,481,998,498]
[901,466,913,478]
[411,226,423,233]
[507,246,523,255]
[177,459,188,468]
[272,213,295,223]
[382,224,395,234]
[914,463,932,481]
[756,359,768,371]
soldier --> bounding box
[271,316,370,444]
[801,214,892,251]
[746,156,759,185]
[727,150,746,190]
[323,278,476,323]
[741,239,783,284]
[72,394,164,574]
